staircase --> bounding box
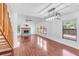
[0,32,13,56]
[0,3,13,56]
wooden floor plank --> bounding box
[12,35,79,56]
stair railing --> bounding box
[0,29,13,49]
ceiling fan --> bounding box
[46,3,72,21]
[47,4,63,17]
[47,7,61,21]
[47,3,72,17]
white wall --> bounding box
[78,16,79,48]
[36,11,79,49]
[11,13,19,48]
[62,11,79,49]
[17,15,36,35]
[7,5,20,48]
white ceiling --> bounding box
[7,3,79,19]
[7,3,50,18]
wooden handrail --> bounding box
[0,29,13,49]
[0,3,13,50]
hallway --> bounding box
[12,35,79,56]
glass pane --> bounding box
[63,19,77,41]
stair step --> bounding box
[0,52,12,56]
[1,43,9,45]
[0,48,12,52]
[1,47,10,49]
[1,46,10,48]
[0,43,9,46]
[0,32,1,34]
[0,42,8,44]
[1,43,8,44]
[0,32,12,56]
[0,45,8,47]
[1,44,10,46]
[0,48,12,56]
[0,36,4,38]
[0,44,10,48]
[0,43,7,45]
[0,40,6,42]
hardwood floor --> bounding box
[12,35,79,56]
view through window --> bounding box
[63,19,77,41]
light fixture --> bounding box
[46,8,61,21]
[25,16,32,22]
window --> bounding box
[62,19,77,41]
